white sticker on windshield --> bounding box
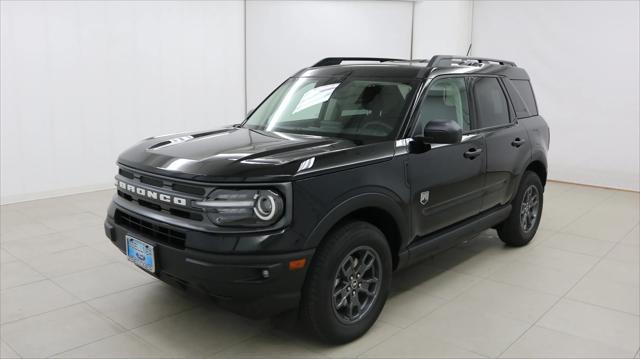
[293,83,340,114]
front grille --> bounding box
[138,199,162,212]
[118,166,205,197]
[115,210,186,249]
[140,176,164,187]
[117,190,204,221]
[172,183,205,196]
[119,168,135,179]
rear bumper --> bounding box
[104,207,314,318]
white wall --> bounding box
[472,1,640,191]
[0,1,245,203]
[2,1,638,204]
[412,0,472,59]
[245,0,413,109]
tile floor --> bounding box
[0,182,638,358]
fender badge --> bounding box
[420,191,430,205]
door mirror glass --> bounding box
[422,118,462,144]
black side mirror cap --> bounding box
[422,119,462,144]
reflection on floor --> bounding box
[1,182,638,358]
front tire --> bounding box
[300,221,391,343]
[497,171,544,247]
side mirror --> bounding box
[422,119,462,144]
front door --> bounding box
[407,77,486,239]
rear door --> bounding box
[407,76,486,237]
[468,76,532,211]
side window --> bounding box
[471,77,510,128]
[412,77,470,136]
[502,79,530,118]
[512,80,538,116]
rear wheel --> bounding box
[300,221,391,343]
[497,171,544,246]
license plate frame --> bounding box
[126,235,156,273]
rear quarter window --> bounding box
[508,79,538,117]
[471,77,510,128]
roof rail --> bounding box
[312,57,408,67]
[428,55,516,67]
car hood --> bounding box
[117,127,359,182]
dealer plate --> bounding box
[126,235,155,273]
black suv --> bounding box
[105,55,549,343]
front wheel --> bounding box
[300,221,391,343]
[497,171,544,247]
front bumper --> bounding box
[104,204,314,318]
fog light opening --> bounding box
[261,269,270,279]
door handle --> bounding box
[463,147,483,159]
[511,137,526,148]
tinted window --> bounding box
[472,77,510,128]
[413,77,470,136]
[503,79,530,118]
[512,80,538,116]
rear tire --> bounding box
[300,221,391,344]
[497,171,544,247]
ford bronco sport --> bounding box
[105,55,549,343]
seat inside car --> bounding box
[359,84,406,132]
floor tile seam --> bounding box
[560,296,640,317]
[41,257,124,281]
[497,228,634,357]
[0,253,92,300]
[498,324,639,358]
[353,327,488,359]
[45,330,125,358]
[30,210,102,228]
[550,190,618,232]
[1,239,120,280]
[201,327,276,358]
[0,336,21,359]
[0,277,53,294]
[1,272,158,325]
[127,329,177,358]
[379,288,451,328]
[83,286,200,330]
[552,230,632,244]
[1,291,132,332]
[0,301,83,327]
[127,306,207,333]
[41,303,186,358]
[3,242,93,262]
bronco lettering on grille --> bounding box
[118,180,187,206]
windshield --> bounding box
[244,77,418,142]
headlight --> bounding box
[194,189,284,227]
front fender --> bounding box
[302,190,410,250]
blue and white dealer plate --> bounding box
[126,235,155,273]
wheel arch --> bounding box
[526,160,547,186]
[304,192,409,270]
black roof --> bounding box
[294,56,530,81]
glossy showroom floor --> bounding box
[0,182,638,358]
